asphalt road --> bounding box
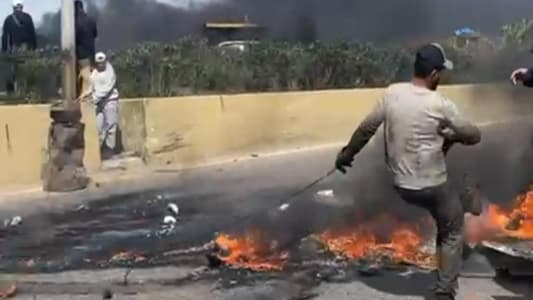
[1,119,533,299]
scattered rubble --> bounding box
[316,190,334,197]
[167,203,179,216]
[3,216,22,227]
[163,216,177,225]
[158,213,178,236]
[163,241,215,257]
[109,252,146,264]
[313,189,347,207]
[316,267,347,281]
[24,258,36,268]
[75,204,89,211]
[278,203,290,211]
[356,262,383,277]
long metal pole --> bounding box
[61,0,77,106]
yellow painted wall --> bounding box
[142,90,381,166]
[0,103,100,187]
[142,84,533,167]
[0,104,49,186]
[118,99,146,156]
[1,84,532,187]
[82,103,102,172]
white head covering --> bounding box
[12,0,23,7]
[95,52,107,63]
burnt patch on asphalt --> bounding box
[0,185,302,273]
[0,189,238,273]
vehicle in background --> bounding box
[204,18,265,52]
[217,40,260,53]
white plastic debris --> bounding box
[163,215,177,224]
[159,215,178,236]
[278,203,290,211]
[316,190,334,197]
[4,216,22,227]
[75,204,89,211]
[10,216,22,226]
[156,195,164,200]
[314,189,346,207]
[167,203,179,216]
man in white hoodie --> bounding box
[78,52,119,160]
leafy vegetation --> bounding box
[502,18,533,49]
[1,19,532,103]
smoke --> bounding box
[244,116,533,253]
[37,0,533,49]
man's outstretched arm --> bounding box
[345,105,384,155]
[336,98,385,172]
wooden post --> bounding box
[61,0,77,106]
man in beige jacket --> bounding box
[336,44,481,300]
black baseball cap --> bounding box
[415,43,454,71]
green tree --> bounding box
[501,18,533,49]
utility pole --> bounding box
[61,0,77,106]
[42,0,89,192]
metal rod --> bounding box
[224,168,338,228]
[278,167,337,205]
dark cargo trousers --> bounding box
[396,182,464,300]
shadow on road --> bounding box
[358,272,434,298]
[493,276,533,300]
[358,272,533,299]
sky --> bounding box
[0,0,60,24]
[0,0,209,24]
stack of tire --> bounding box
[41,102,89,192]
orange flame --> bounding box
[462,184,533,244]
[214,228,288,271]
[483,186,533,240]
[215,216,436,271]
[214,185,533,272]
[315,215,435,269]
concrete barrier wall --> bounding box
[0,103,100,187]
[1,84,532,187]
[140,89,382,167]
[118,99,146,157]
[139,84,533,167]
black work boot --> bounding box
[460,175,483,216]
